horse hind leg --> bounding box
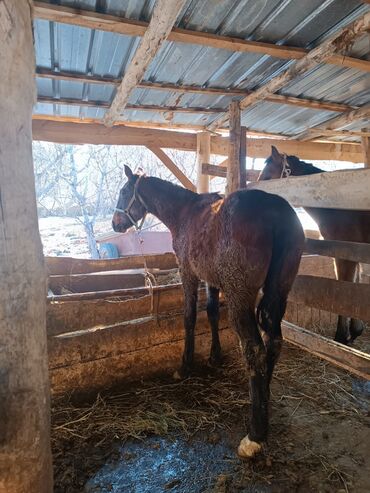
[227,300,268,459]
[206,285,222,366]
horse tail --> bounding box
[256,210,304,336]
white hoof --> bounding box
[237,435,262,458]
[173,370,181,380]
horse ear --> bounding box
[271,145,281,160]
[124,165,134,180]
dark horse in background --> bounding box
[259,145,370,345]
[113,166,304,458]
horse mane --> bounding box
[287,155,323,175]
[146,176,221,202]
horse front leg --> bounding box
[175,273,199,379]
[334,259,364,344]
[206,285,222,366]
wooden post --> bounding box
[240,126,247,188]
[361,128,370,167]
[196,132,210,193]
[0,2,53,492]
[227,101,241,194]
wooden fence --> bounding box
[46,168,370,394]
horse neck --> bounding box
[288,157,323,176]
[137,176,197,233]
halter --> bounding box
[115,175,148,231]
[280,153,292,178]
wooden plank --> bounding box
[305,238,370,264]
[49,309,234,396]
[48,271,148,294]
[147,147,196,191]
[32,119,364,162]
[197,132,210,193]
[48,282,184,302]
[290,275,370,321]
[227,101,242,194]
[47,285,210,336]
[46,253,177,275]
[33,2,370,73]
[248,168,370,210]
[103,0,187,126]
[282,321,370,380]
[208,11,370,130]
[36,68,356,115]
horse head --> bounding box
[258,145,291,180]
[112,165,147,233]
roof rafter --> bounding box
[102,0,187,126]
[207,11,370,131]
[33,2,370,73]
[36,68,356,116]
[37,96,225,114]
[295,103,370,141]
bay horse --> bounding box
[259,145,369,345]
[112,165,304,458]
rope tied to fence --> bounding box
[136,229,158,321]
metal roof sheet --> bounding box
[33,0,370,141]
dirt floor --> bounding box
[52,334,370,493]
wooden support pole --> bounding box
[0,2,53,492]
[361,128,370,167]
[196,132,210,193]
[227,101,241,194]
[240,126,247,188]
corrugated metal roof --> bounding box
[33,0,370,140]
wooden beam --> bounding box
[208,11,370,130]
[32,119,197,150]
[147,146,196,191]
[36,68,356,115]
[197,132,210,193]
[361,128,370,167]
[227,101,242,194]
[282,321,370,380]
[33,113,206,132]
[37,96,225,114]
[0,1,53,491]
[32,119,365,162]
[248,168,370,210]
[290,275,370,321]
[202,163,259,181]
[211,135,364,162]
[307,128,370,139]
[304,238,370,264]
[103,0,187,126]
[45,252,177,275]
[297,104,370,141]
[33,2,370,73]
